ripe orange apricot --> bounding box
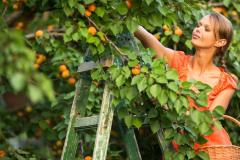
[13,3,20,10]
[61,70,70,78]
[131,65,141,75]
[68,77,76,86]
[154,33,160,40]
[2,0,8,5]
[85,10,92,17]
[174,27,183,36]
[56,140,63,147]
[162,25,170,32]
[15,22,24,29]
[125,0,133,8]
[59,64,67,72]
[88,4,96,12]
[35,30,44,38]
[84,156,92,160]
[0,150,6,158]
[25,106,33,113]
[47,25,54,32]
[88,26,97,36]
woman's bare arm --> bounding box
[134,26,175,65]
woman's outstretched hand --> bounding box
[134,26,175,65]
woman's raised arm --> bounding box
[134,26,175,65]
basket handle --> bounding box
[223,115,240,127]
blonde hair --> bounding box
[209,12,233,68]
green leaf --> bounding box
[133,118,142,129]
[191,109,202,125]
[156,76,168,84]
[137,77,147,92]
[150,119,160,133]
[124,86,138,101]
[148,108,158,118]
[28,85,43,103]
[213,120,222,130]
[166,70,178,81]
[122,66,131,79]
[131,75,142,85]
[145,0,154,5]
[197,151,210,160]
[10,73,26,91]
[157,88,168,105]
[118,107,128,119]
[167,82,179,93]
[95,7,105,17]
[77,4,85,15]
[116,75,125,87]
[124,115,132,128]
[212,106,225,119]
[117,2,128,15]
[172,35,180,42]
[199,122,211,135]
[169,91,177,102]
[84,0,95,5]
[187,150,196,159]
[196,92,208,107]
[68,0,77,8]
[180,96,189,108]
[150,84,161,98]
[174,99,182,113]
[128,60,139,67]
[126,17,139,33]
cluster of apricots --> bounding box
[162,25,183,37]
[52,140,64,157]
[58,64,76,86]
[2,0,26,10]
[34,53,46,69]
[212,7,228,16]
[131,64,141,76]
[85,3,96,17]
[0,150,6,158]
[125,0,133,9]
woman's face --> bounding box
[191,15,218,49]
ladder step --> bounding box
[74,115,99,128]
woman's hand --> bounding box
[134,26,175,65]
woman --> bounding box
[134,13,238,150]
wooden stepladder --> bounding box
[61,61,168,160]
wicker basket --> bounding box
[199,115,240,160]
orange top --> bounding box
[170,51,238,150]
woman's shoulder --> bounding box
[170,50,192,68]
[219,69,238,91]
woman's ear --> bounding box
[214,39,227,48]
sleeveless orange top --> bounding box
[170,51,238,150]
